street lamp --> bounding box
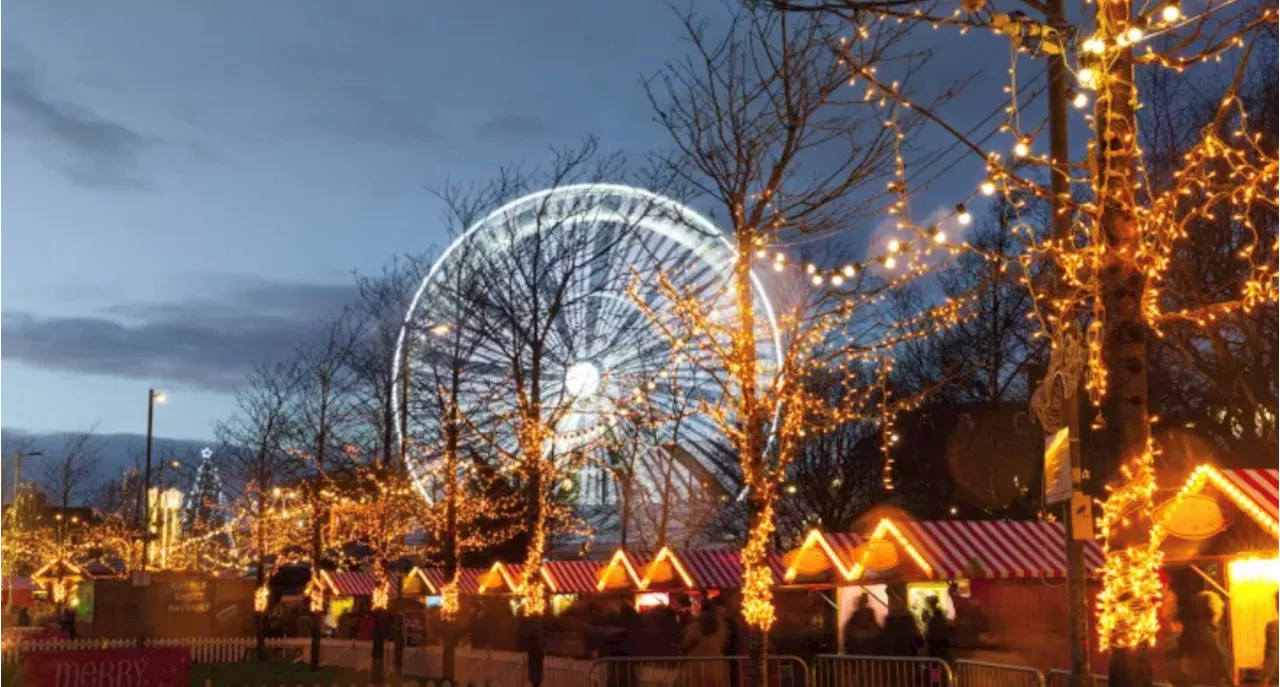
[136,388,165,648]
[140,389,167,572]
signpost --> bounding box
[23,648,190,687]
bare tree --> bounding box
[287,312,363,671]
[39,425,104,559]
[216,360,302,659]
[642,7,930,681]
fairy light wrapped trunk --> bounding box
[1089,0,1163,678]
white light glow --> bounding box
[564,362,602,398]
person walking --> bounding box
[844,592,880,656]
[923,595,951,662]
[682,602,729,687]
[878,594,923,657]
[1259,592,1278,686]
[1177,591,1232,687]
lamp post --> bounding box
[136,388,165,648]
[6,450,42,614]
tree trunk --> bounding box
[255,553,267,661]
[371,609,386,685]
[309,513,323,672]
[1093,0,1151,682]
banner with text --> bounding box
[23,647,190,687]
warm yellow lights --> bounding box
[596,549,644,591]
[254,584,270,613]
[640,547,696,589]
[1013,140,1030,157]
[1082,37,1106,54]
[1073,92,1089,109]
[1164,465,1280,538]
[1229,557,1280,584]
[980,180,997,195]
[1160,4,1181,22]
[847,518,933,581]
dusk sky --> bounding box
[2,0,1009,440]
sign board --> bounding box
[1153,494,1227,540]
[1071,492,1094,540]
[1044,427,1073,505]
[23,647,190,687]
[165,578,212,614]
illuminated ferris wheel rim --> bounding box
[393,182,783,497]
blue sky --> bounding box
[2,0,1015,440]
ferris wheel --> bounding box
[395,184,781,509]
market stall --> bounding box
[824,518,1106,671]
[317,570,379,638]
[1154,466,1278,684]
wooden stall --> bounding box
[823,518,1107,672]
[1155,466,1278,685]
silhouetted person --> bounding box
[17,607,30,627]
[845,592,880,655]
[879,594,922,657]
[923,595,950,662]
[1177,591,1231,687]
[1261,592,1278,686]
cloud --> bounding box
[475,114,552,141]
[1,66,154,188]
[1,279,361,392]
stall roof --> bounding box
[893,519,1105,579]
[596,549,648,592]
[1186,467,1279,537]
[542,560,605,594]
[320,570,377,596]
[3,577,36,592]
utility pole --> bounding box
[1043,2,1091,684]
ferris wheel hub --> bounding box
[564,361,602,398]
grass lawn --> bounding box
[2,659,374,687]
[193,659,373,687]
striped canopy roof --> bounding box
[1215,468,1279,533]
[320,570,377,596]
[542,560,606,594]
[892,519,1105,579]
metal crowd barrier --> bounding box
[1047,670,1173,687]
[811,654,954,687]
[587,655,809,687]
[954,660,1045,687]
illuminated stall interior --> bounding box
[1155,466,1278,683]
[316,569,378,633]
[822,518,1106,670]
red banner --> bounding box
[22,647,190,687]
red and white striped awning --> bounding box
[321,570,378,596]
[895,520,1104,580]
[543,560,605,594]
[1218,468,1279,530]
[3,577,36,592]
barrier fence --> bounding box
[588,655,809,687]
[811,654,954,687]
[954,660,1045,687]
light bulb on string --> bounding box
[980,180,997,195]
[1161,4,1180,21]
[956,204,972,225]
[1013,140,1030,157]
[1073,92,1089,109]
